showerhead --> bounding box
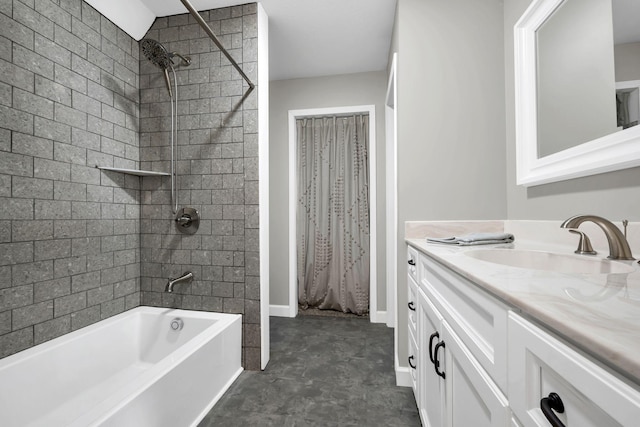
[141,38,172,69]
[141,39,192,69]
[141,39,192,98]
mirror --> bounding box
[514,0,640,186]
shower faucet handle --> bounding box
[175,207,200,235]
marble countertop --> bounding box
[406,225,640,386]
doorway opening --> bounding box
[288,105,377,321]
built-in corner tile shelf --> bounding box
[95,166,170,177]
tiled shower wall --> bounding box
[138,5,261,370]
[0,0,141,357]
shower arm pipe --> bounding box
[179,0,255,92]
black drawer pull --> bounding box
[540,392,565,427]
[434,341,446,379]
[408,259,416,266]
[428,332,439,364]
[408,355,416,369]
[408,301,416,311]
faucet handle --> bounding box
[568,230,597,255]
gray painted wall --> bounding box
[0,0,141,358]
[615,42,640,81]
[138,5,262,371]
[269,71,388,313]
[393,0,507,365]
[505,0,640,221]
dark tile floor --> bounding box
[199,315,420,426]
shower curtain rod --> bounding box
[179,0,255,93]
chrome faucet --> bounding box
[560,215,635,260]
[166,272,193,293]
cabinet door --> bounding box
[441,321,510,427]
[509,313,640,427]
[418,288,445,427]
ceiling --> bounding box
[87,0,397,81]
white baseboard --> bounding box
[395,366,413,387]
[371,310,387,324]
[269,305,293,317]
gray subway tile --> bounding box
[35,33,71,68]
[35,75,72,106]
[34,158,71,181]
[0,10,34,49]
[34,116,72,144]
[0,58,35,92]
[72,128,101,151]
[71,16,100,49]
[71,164,100,185]
[54,292,86,317]
[0,151,34,177]
[34,314,71,344]
[54,181,86,201]
[0,327,33,358]
[87,284,113,306]
[0,284,34,311]
[35,0,72,30]
[12,176,54,200]
[70,304,100,330]
[53,219,87,239]
[100,297,125,319]
[71,236,101,256]
[12,260,54,286]
[0,104,34,135]
[12,220,54,242]
[0,241,34,266]
[54,141,87,165]
[72,90,101,118]
[54,23,87,57]
[13,0,55,39]
[54,63,87,94]
[87,45,114,74]
[36,200,71,219]
[12,133,54,160]
[34,277,71,302]
[53,255,86,278]
[12,300,53,329]
[13,43,54,80]
[71,201,100,219]
[54,103,87,130]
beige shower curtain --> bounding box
[297,114,370,315]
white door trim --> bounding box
[288,105,378,321]
[385,53,398,330]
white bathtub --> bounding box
[0,307,243,427]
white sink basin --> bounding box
[464,249,635,274]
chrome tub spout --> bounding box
[166,272,193,293]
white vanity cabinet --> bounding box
[407,247,510,426]
[407,242,640,427]
[509,312,640,427]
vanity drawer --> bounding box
[409,331,418,394]
[407,245,419,283]
[408,275,418,338]
[509,312,640,427]
[418,252,508,394]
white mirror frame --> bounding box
[514,0,640,187]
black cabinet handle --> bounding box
[434,341,446,379]
[540,393,565,427]
[408,355,416,369]
[408,259,416,266]
[428,332,439,364]
[408,301,416,311]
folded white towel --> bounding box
[427,232,514,246]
